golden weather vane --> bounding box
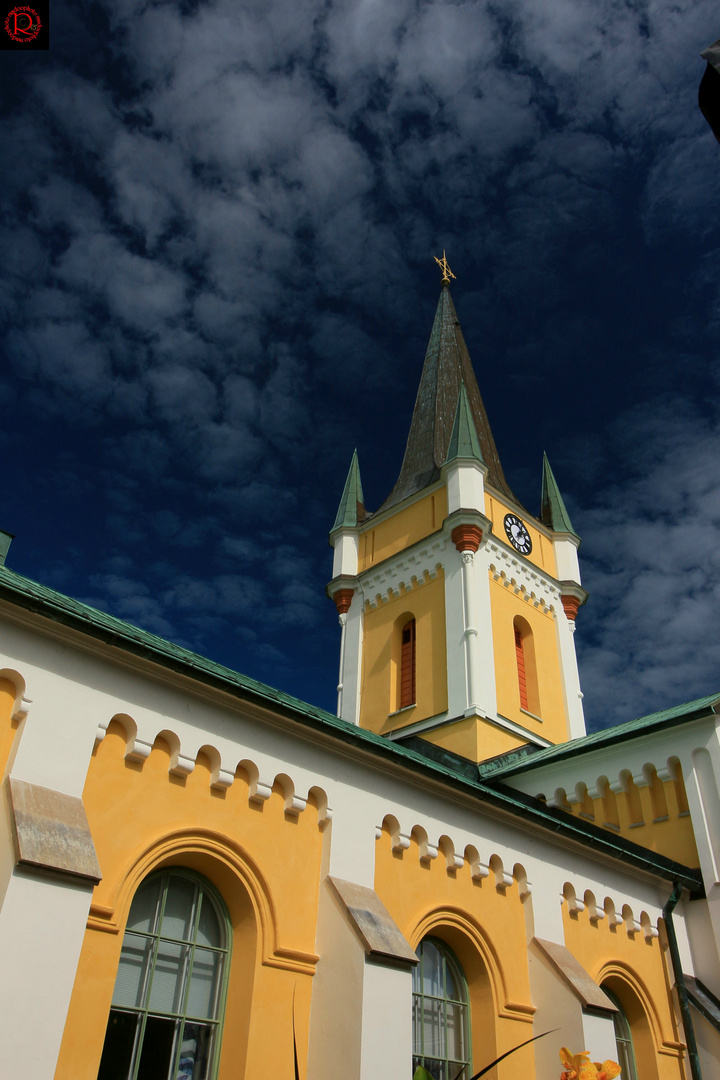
[433,250,456,284]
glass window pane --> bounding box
[113,934,154,1009]
[446,1002,467,1062]
[149,941,191,1014]
[175,1022,214,1080]
[196,897,222,948]
[444,962,461,1002]
[97,1010,140,1080]
[421,996,445,1058]
[161,876,197,941]
[186,949,222,1020]
[422,942,443,997]
[412,994,421,1044]
[136,1015,177,1080]
[126,877,161,935]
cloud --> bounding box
[575,396,720,728]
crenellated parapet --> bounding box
[94,714,332,828]
[377,813,530,896]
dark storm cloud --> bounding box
[1,0,719,713]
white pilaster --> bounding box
[460,549,482,713]
[0,868,94,1080]
[556,612,587,739]
[554,536,581,585]
[338,596,363,725]
[332,531,360,579]
[360,960,413,1079]
[473,544,498,720]
[581,1010,619,1065]
[445,462,485,516]
[444,553,468,719]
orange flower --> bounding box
[593,1063,621,1080]
[559,1048,621,1080]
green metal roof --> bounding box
[478,692,720,780]
[332,449,365,531]
[445,381,485,465]
[0,562,703,894]
[540,452,579,539]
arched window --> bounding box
[513,616,539,716]
[97,869,230,1080]
[413,937,471,1080]
[400,618,416,709]
[603,988,639,1080]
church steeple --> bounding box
[327,263,588,755]
[379,280,517,511]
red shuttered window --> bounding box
[515,626,529,711]
[400,619,416,709]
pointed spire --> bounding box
[378,283,518,511]
[541,453,579,538]
[445,382,485,464]
[332,449,366,531]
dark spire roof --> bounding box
[332,449,366,531]
[378,283,517,512]
[540,452,579,539]
[445,382,485,465]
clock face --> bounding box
[504,514,532,555]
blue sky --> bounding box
[1,0,719,731]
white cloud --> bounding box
[576,397,720,728]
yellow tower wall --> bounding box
[485,492,557,577]
[490,573,569,744]
[359,572,448,734]
[419,715,529,762]
[360,487,447,571]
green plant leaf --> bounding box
[454,1027,559,1080]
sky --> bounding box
[1,0,719,733]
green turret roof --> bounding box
[332,449,365,531]
[445,382,485,465]
[378,283,518,511]
[540,453,579,539]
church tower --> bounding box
[327,260,587,763]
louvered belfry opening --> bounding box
[515,626,529,711]
[400,619,416,709]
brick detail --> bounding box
[451,524,483,552]
[561,595,581,621]
[333,589,354,615]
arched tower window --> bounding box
[97,869,230,1080]
[412,937,471,1080]
[513,616,539,716]
[400,618,416,709]
[603,987,639,1080]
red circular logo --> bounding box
[4,5,41,42]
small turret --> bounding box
[332,449,365,532]
[540,453,579,540]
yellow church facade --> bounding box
[0,276,719,1080]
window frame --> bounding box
[412,936,472,1080]
[603,987,639,1080]
[99,868,232,1080]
